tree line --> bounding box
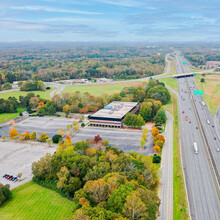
[32,140,160,220]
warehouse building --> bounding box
[89,101,139,128]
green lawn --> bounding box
[62,81,143,96]
[163,60,176,76]
[0,181,74,220]
[194,74,220,114]
[0,89,53,100]
[0,108,25,124]
[159,78,178,91]
[163,93,189,220]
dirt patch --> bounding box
[204,75,220,80]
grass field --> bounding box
[163,93,189,220]
[158,78,178,91]
[0,181,74,220]
[163,59,176,76]
[62,81,144,96]
[194,74,220,114]
[0,89,53,100]
[0,108,25,124]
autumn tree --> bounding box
[39,133,49,142]
[9,128,18,139]
[153,134,165,145]
[151,127,159,136]
[30,131,37,140]
[153,145,160,152]
[83,179,110,204]
[123,192,147,220]
[63,104,71,116]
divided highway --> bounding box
[175,53,220,220]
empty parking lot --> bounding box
[73,127,154,155]
[0,140,56,189]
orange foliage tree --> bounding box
[151,127,159,136]
[9,128,18,139]
[153,145,161,152]
[153,134,165,145]
[37,102,45,110]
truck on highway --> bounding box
[202,101,205,106]
[193,142,198,154]
[206,118,210,125]
[186,116,188,121]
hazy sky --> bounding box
[0,0,219,42]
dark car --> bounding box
[3,174,9,178]
[11,177,18,181]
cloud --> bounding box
[95,0,141,7]
[0,19,116,37]
[11,6,102,15]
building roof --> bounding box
[90,101,139,120]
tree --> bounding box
[107,182,135,214]
[155,140,164,148]
[52,134,62,143]
[2,82,12,90]
[139,104,152,122]
[29,97,39,110]
[94,135,102,143]
[153,145,160,152]
[63,104,71,116]
[140,138,146,150]
[46,138,53,147]
[57,128,65,137]
[153,134,165,145]
[74,141,91,155]
[39,133,49,142]
[124,113,145,128]
[103,139,110,146]
[83,179,110,205]
[9,128,18,139]
[154,109,167,125]
[201,78,205,83]
[123,192,147,220]
[57,166,70,190]
[153,155,161,164]
[151,127,159,136]
[30,131,37,140]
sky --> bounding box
[0,0,219,42]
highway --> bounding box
[175,53,220,220]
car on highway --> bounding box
[206,118,210,125]
[182,111,185,114]
[185,91,187,93]
[189,121,191,124]
[202,101,205,106]
[193,142,198,154]
[186,116,188,121]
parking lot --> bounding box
[73,127,154,155]
[0,140,56,189]
[0,116,76,139]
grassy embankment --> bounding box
[159,78,178,91]
[163,93,189,219]
[163,59,176,76]
[0,108,25,124]
[194,74,220,114]
[0,88,54,100]
[0,181,74,220]
[62,81,143,96]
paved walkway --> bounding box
[159,111,173,220]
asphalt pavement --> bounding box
[175,53,220,220]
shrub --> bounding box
[153,155,161,163]
[30,131,37,140]
[9,128,18,139]
[153,145,160,152]
[103,139,110,146]
[52,134,62,143]
[0,183,12,206]
[46,86,51,90]
[201,78,205,83]
[94,135,102,143]
[39,133,49,142]
[81,122,85,127]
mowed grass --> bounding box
[194,74,220,114]
[0,108,25,124]
[158,78,178,91]
[163,93,189,220]
[63,81,144,96]
[0,89,54,100]
[0,181,74,220]
[163,60,176,76]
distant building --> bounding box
[89,101,139,128]
[206,61,220,68]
